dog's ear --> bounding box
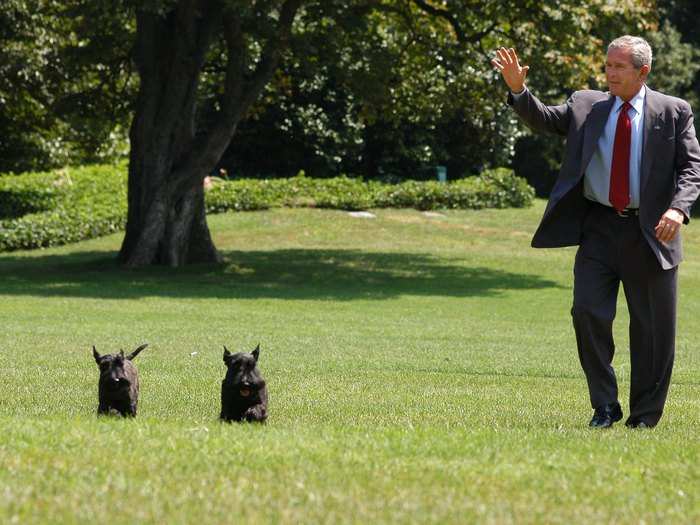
[252,344,260,363]
[223,346,232,365]
[92,346,102,364]
[127,343,148,361]
[118,349,125,360]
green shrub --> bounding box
[374,168,534,210]
[206,170,534,213]
[300,176,378,211]
[0,170,71,219]
[0,165,533,252]
[0,165,126,251]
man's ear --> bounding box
[252,344,260,363]
[640,63,651,81]
[223,346,232,365]
[92,346,102,364]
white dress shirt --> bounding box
[584,85,646,209]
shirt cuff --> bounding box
[671,207,689,223]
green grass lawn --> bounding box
[1,201,698,524]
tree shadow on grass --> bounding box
[0,249,562,300]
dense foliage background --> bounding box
[1,1,698,190]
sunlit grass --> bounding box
[0,202,698,523]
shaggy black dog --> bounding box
[93,344,148,417]
[220,344,268,423]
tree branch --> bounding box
[351,0,496,45]
[171,0,305,193]
[221,11,246,113]
[154,0,220,137]
[410,0,466,42]
[239,0,303,111]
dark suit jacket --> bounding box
[509,86,700,269]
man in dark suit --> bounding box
[491,36,700,428]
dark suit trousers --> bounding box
[571,203,677,426]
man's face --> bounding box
[605,47,648,101]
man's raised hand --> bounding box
[491,47,529,94]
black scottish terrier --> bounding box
[92,344,148,417]
[220,344,268,423]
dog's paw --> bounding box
[244,406,266,423]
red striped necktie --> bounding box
[609,101,632,212]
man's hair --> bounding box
[608,36,653,69]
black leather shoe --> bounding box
[589,403,623,428]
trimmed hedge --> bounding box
[0,165,534,252]
[0,165,127,251]
[0,171,68,220]
[205,167,534,213]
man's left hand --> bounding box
[655,208,685,243]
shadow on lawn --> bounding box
[0,249,561,300]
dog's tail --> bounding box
[127,343,149,361]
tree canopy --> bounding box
[5,0,699,266]
[0,0,136,173]
[2,0,664,177]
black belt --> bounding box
[589,200,639,217]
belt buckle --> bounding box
[616,209,629,217]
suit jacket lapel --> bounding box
[581,95,615,175]
[641,87,663,196]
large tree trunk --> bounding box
[118,0,302,267]
[119,82,227,267]
[118,2,222,267]
[119,168,221,266]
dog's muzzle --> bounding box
[107,378,130,391]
